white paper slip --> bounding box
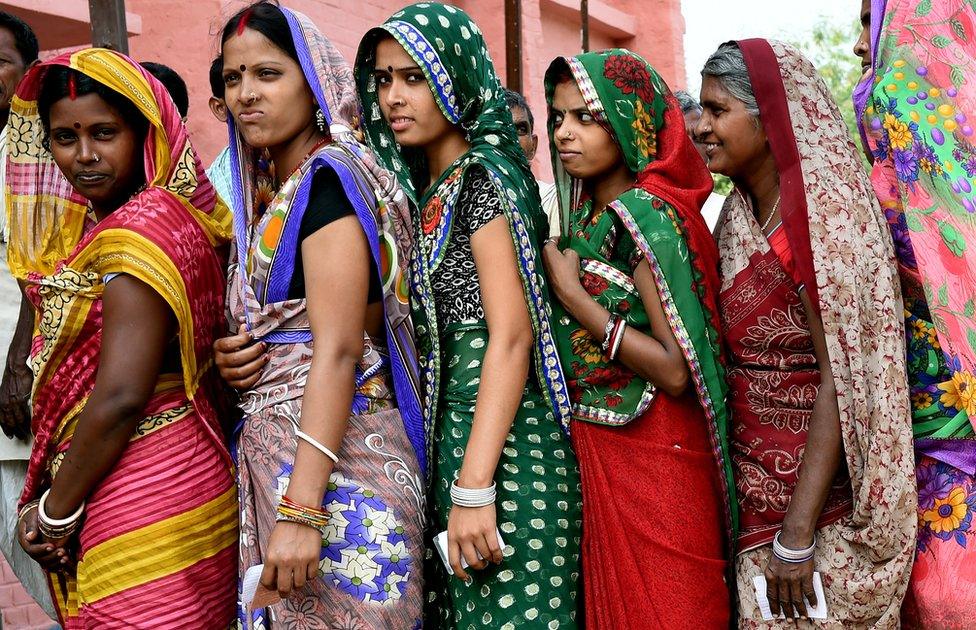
[434,528,506,576]
[242,564,281,611]
[753,571,827,621]
[242,564,263,610]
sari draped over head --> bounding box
[855,0,976,445]
[355,3,571,445]
[227,7,425,473]
[544,49,736,537]
[734,39,917,623]
[5,48,236,626]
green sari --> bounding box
[544,51,735,627]
[356,5,581,628]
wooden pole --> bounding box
[581,0,589,52]
[504,0,523,92]
[88,0,129,54]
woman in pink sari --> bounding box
[855,0,976,626]
[7,49,236,628]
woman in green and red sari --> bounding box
[855,0,976,624]
[542,50,735,627]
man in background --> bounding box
[0,11,59,621]
[205,56,234,207]
[675,90,725,230]
[505,88,561,237]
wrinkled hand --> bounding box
[18,506,71,572]
[214,324,268,390]
[261,521,322,599]
[764,554,817,619]
[0,359,32,440]
[541,241,584,307]
[446,504,502,582]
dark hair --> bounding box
[141,61,189,118]
[503,88,533,132]
[674,90,701,115]
[0,11,38,66]
[220,2,298,63]
[209,56,224,99]
[38,66,150,149]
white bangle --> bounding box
[450,480,496,507]
[295,430,339,464]
[38,489,85,527]
[772,530,816,563]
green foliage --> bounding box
[789,19,869,169]
[712,173,733,195]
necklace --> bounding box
[759,195,781,232]
[274,137,330,189]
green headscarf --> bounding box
[545,50,736,536]
[355,3,571,439]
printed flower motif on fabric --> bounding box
[631,100,656,159]
[602,53,656,103]
[916,458,976,552]
[866,42,976,382]
[275,466,414,604]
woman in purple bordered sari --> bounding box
[213,3,425,627]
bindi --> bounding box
[239,64,246,72]
[387,66,394,73]
[73,122,81,129]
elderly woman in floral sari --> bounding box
[697,40,917,627]
[541,50,734,628]
[7,48,237,628]
[854,0,976,625]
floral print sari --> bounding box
[855,1,976,625]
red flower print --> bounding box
[422,196,444,234]
[581,272,610,297]
[605,393,623,408]
[618,300,631,313]
[588,366,634,391]
[603,54,655,104]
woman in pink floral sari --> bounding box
[855,0,976,626]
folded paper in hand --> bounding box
[753,572,827,621]
[242,564,281,611]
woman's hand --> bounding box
[764,553,817,619]
[260,521,322,599]
[18,506,70,571]
[446,504,503,582]
[214,324,268,390]
[541,241,585,308]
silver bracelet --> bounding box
[450,480,496,508]
[601,314,619,352]
[772,530,816,563]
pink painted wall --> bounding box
[31,0,687,181]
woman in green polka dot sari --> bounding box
[355,4,582,628]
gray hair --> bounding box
[674,90,701,114]
[700,43,760,118]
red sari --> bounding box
[572,393,729,627]
[722,221,853,552]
